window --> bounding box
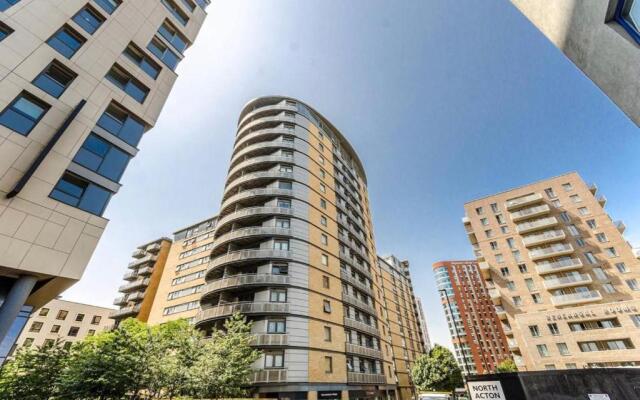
[47,25,86,58]
[318,155,325,165]
[324,326,332,342]
[475,207,484,215]
[72,5,105,34]
[73,134,131,182]
[584,252,597,264]
[0,92,50,135]
[512,296,522,306]
[323,300,331,313]
[605,247,618,257]
[562,183,573,191]
[578,207,589,216]
[0,21,13,41]
[586,219,597,229]
[320,183,326,193]
[274,240,289,251]
[33,61,77,98]
[264,351,284,368]
[480,217,488,226]
[569,319,621,331]
[495,254,504,263]
[506,238,515,249]
[566,363,577,369]
[57,310,69,320]
[631,315,640,328]
[324,356,333,373]
[267,319,286,333]
[616,0,640,44]
[499,267,509,277]
[277,199,291,208]
[68,326,80,337]
[321,254,329,267]
[322,275,330,289]
[276,218,290,228]
[626,279,640,291]
[506,281,515,291]
[75,313,85,322]
[29,321,43,333]
[0,0,20,12]
[544,188,556,198]
[593,267,608,280]
[575,238,585,247]
[180,0,196,11]
[158,20,189,53]
[321,234,328,245]
[490,203,499,213]
[552,199,561,208]
[39,308,50,317]
[91,315,102,325]
[320,199,327,209]
[559,212,570,223]
[496,214,505,224]
[123,43,162,79]
[602,283,616,294]
[525,278,535,291]
[319,168,326,178]
[537,344,550,357]
[270,289,287,302]
[579,339,634,352]
[548,323,560,335]
[567,225,579,236]
[50,172,112,215]
[167,284,203,299]
[87,329,96,336]
[280,164,293,173]
[529,325,540,337]
[616,262,628,273]
[148,36,180,70]
[500,226,509,234]
[570,194,581,203]
[23,338,34,347]
[278,180,292,190]
[106,64,149,103]
[490,241,498,250]
[161,0,189,25]
[163,300,199,315]
[518,264,528,273]
[97,103,145,146]
[320,215,327,226]
[95,0,121,14]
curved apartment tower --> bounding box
[195,96,399,399]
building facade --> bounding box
[12,298,114,353]
[0,0,209,342]
[192,95,407,400]
[463,172,640,370]
[433,260,511,375]
[415,298,431,352]
[509,0,640,127]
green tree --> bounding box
[495,358,518,373]
[0,339,69,400]
[192,312,261,398]
[411,344,463,392]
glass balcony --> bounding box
[529,243,574,260]
[543,273,592,290]
[516,217,559,234]
[522,229,566,247]
[510,204,551,222]
[551,290,602,306]
[505,193,543,210]
[536,258,583,275]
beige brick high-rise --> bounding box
[463,172,640,370]
[0,0,208,343]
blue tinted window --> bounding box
[0,305,33,365]
[94,0,120,14]
[195,0,209,9]
[32,61,77,98]
[179,0,195,12]
[105,64,149,103]
[161,0,189,26]
[72,6,105,34]
[123,43,161,79]
[158,21,188,53]
[73,134,131,182]
[96,103,145,146]
[47,25,86,59]
[148,37,179,70]
[0,92,49,135]
[0,21,13,41]
[50,172,112,215]
[0,0,20,12]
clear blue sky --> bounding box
[65,0,640,350]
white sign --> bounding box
[588,395,610,400]
[467,381,507,400]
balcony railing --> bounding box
[251,369,287,383]
[543,273,593,290]
[551,290,602,306]
[505,193,543,210]
[220,188,293,212]
[342,293,377,315]
[118,278,150,292]
[196,302,289,323]
[131,248,146,258]
[213,227,292,249]
[536,258,583,274]
[529,243,574,260]
[109,304,141,319]
[345,343,383,359]
[122,270,138,281]
[215,206,294,231]
[137,266,154,276]
[128,254,157,269]
[207,249,293,273]
[615,220,626,233]
[510,204,551,222]
[343,317,380,337]
[516,217,559,234]
[494,306,507,319]
[250,334,288,346]
[478,261,491,279]
[224,171,294,195]
[522,229,566,247]
[202,274,290,295]
[347,372,386,384]
[146,242,161,253]
[340,270,373,295]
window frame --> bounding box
[615,0,640,45]
[72,4,106,34]
[47,24,86,59]
[0,91,50,135]
[32,60,78,98]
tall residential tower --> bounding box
[463,172,640,370]
[0,0,208,342]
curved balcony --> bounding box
[109,304,140,319]
[510,204,551,222]
[342,293,377,315]
[128,254,157,269]
[201,273,290,297]
[236,115,296,142]
[543,273,593,290]
[344,317,379,337]
[220,188,293,213]
[251,369,287,384]
[216,206,294,231]
[516,217,559,234]
[118,277,150,293]
[345,343,383,359]
[250,333,288,346]
[123,270,138,281]
[522,229,566,247]
[536,258,583,275]
[238,103,297,129]
[196,302,290,324]
[213,227,292,250]
[228,155,296,179]
[230,140,295,168]
[132,248,146,258]
[206,249,293,275]
[505,193,543,210]
[529,243,574,261]
[347,372,386,385]
[234,125,296,152]
[551,290,602,306]
[340,270,373,295]
[224,171,294,197]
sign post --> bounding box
[467,381,507,399]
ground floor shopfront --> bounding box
[256,384,400,400]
